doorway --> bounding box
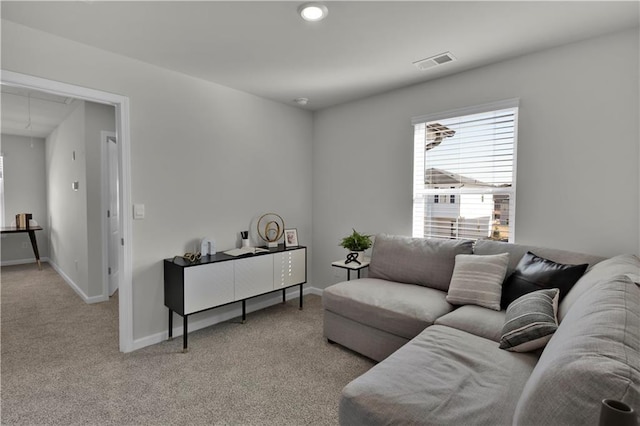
[1,70,134,352]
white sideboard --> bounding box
[164,245,306,352]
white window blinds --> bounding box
[412,100,518,242]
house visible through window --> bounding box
[412,99,518,242]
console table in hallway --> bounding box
[1,226,44,270]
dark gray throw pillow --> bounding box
[500,251,588,309]
[499,288,559,352]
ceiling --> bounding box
[1,1,639,116]
[1,85,78,138]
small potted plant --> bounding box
[339,229,372,264]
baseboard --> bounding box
[306,286,323,296]
[47,260,108,304]
[1,257,50,267]
[132,285,323,351]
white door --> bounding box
[106,134,120,296]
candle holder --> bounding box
[599,399,637,426]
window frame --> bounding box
[411,99,519,242]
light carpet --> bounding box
[0,263,374,425]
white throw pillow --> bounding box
[446,253,510,311]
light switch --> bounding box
[133,204,145,220]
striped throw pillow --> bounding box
[499,288,560,352]
[446,253,510,311]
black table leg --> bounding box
[242,300,246,324]
[299,283,303,310]
[27,230,42,270]
[357,269,361,279]
[168,309,173,341]
[183,315,188,353]
[347,270,352,281]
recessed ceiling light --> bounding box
[294,97,309,106]
[298,3,328,22]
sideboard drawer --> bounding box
[235,254,274,300]
[274,249,306,289]
[183,262,234,314]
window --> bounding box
[412,99,518,242]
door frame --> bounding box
[1,70,134,353]
[101,130,118,298]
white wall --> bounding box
[312,28,639,290]
[46,101,90,295]
[0,134,49,263]
[1,20,314,342]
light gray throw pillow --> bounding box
[499,288,559,352]
[446,253,509,311]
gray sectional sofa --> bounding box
[323,234,640,425]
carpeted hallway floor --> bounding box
[0,263,374,425]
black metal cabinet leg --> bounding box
[242,300,246,324]
[168,309,173,341]
[282,288,286,304]
[299,283,303,310]
[183,315,188,353]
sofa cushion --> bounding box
[340,325,539,426]
[499,288,559,352]
[558,254,640,322]
[513,275,640,425]
[368,234,473,291]
[500,251,588,309]
[434,305,506,342]
[323,278,454,340]
[323,310,410,362]
[473,239,605,277]
[446,253,510,311]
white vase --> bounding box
[347,251,365,264]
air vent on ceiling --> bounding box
[413,52,456,71]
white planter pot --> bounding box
[347,251,366,265]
